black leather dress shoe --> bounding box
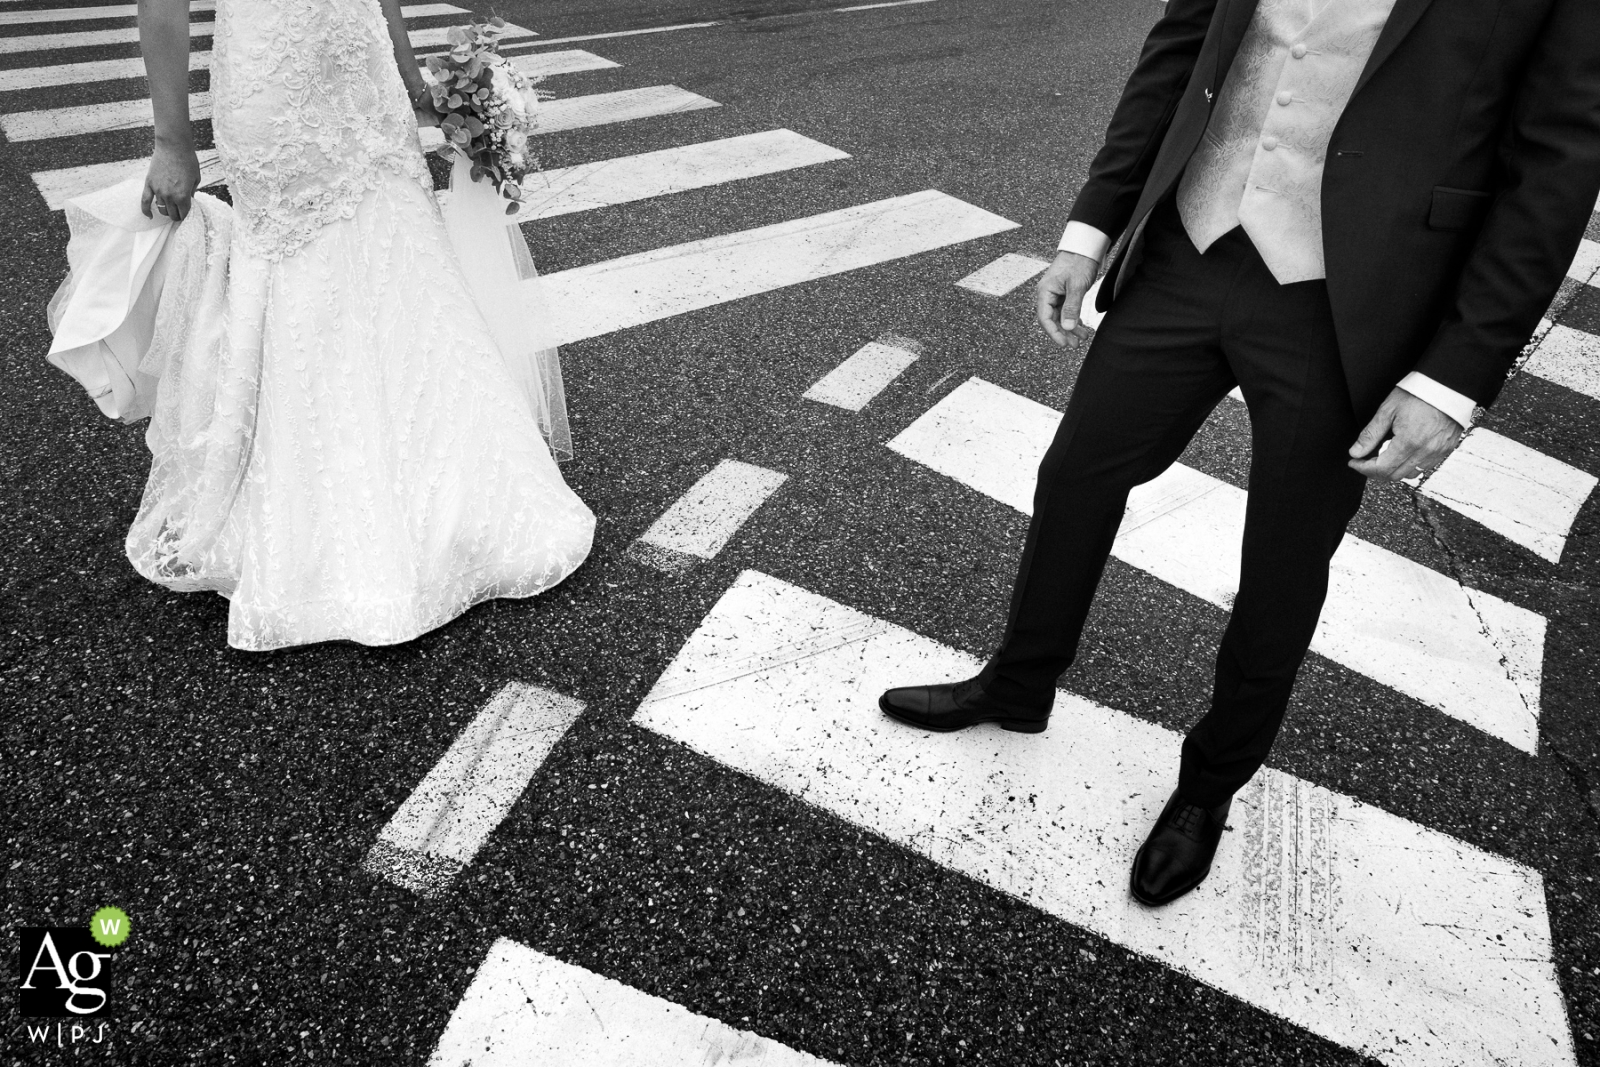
[1129,789,1232,906]
[878,678,1049,733]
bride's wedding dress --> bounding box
[51,0,594,651]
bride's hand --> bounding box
[142,138,200,222]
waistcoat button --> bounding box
[1276,90,1294,105]
[1262,135,1279,151]
[1291,43,1308,58]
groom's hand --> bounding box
[1036,251,1100,349]
[1347,387,1464,482]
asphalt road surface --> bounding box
[4,0,1599,1064]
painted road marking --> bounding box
[0,6,480,53]
[1219,394,1586,577]
[0,1,214,25]
[532,84,718,136]
[0,49,210,92]
[837,0,939,9]
[503,20,724,50]
[500,0,940,52]
[635,571,1575,1067]
[0,19,213,53]
[428,939,835,1066]
[1570,238,1600,284]
[513,129,846,221]
[30,80,697,210]
[1524,323,1600,403]
[1421,428,1597,563]
[33,150,224,211]
[0,39,597,93]
[5,92,215,140]
[886,377,1545,752]
[362,683,583,899]
[803,334,923,410]
[628,460,788,573]
[0,0,462,17]
[509,48,619,78]
[4,35,562,142]
[541,190,1018,345]
[955,252,1049,296]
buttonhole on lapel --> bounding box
[1334,150,1364,157]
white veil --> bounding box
[438,153,572,462]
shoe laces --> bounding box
[1168,802,1211,839]
[952,678,983,705]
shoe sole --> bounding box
[877,696,1048,734]
[1127,843,1212,907]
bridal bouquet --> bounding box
[420,18,550,213]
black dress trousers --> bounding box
[976,196,1369,808]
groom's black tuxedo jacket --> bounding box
[1072,0,1600,420]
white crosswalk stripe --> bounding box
[30,84,706,210]
[1219,377,1599,563]
[510,129,847,221]
[0,1,214,25]
[496,20,724,50]
[541,191,1019,345]
[528,83,717,136]
[3,71,676,144]
[1525,322,1600,402]
[364,684,584,899]
[0,4,478,53]
[887,377,1545,751]
[0,48,210,92]
[1570,237,1600,283]
[803,334,923,410]
[4,92,212,140]
[0,0,467,20]
[627,460,789,573]
[955,251,1050,296]
[0,27,603,92]
[31,150,223,211]
[430,939,836,1066]
[0,19,212,53]
[634,571,1575,1067]
[1422,428,1597,563]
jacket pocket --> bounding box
[1428,186,1492,232]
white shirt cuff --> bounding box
[1058,221,1111,264]
[1397,372,1478,429]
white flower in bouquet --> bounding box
[490,65,527,117]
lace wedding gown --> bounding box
[121,0,594,650]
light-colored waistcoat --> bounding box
[1176,0,1397,283]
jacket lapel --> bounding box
[1214,0,1260,89]
[1352,0,1437,95]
